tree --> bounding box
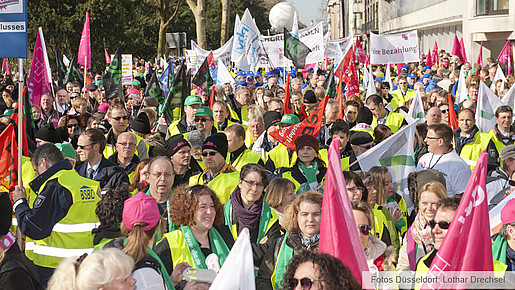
[142,0,183,59]
[220,0,230,46]
[186,0,207,49]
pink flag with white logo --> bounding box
[497,40,513,76]
[460,38,467,63]
[476,41,483,66]
[319,137,370,287]
[104,48,111,64]
[27,30,51,106]
[422,151,493,289]
[2,59,10,76]
[78,12,91,70]
[355,37,367,64]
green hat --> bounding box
[277,114,300,125]
[54,143,76,159]
[137,73,145,78]
[132,80,141,86]
[195,106,213,117]
[95,80,103,86]
[1,108,13,117]
[184,95,203,106]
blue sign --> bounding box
[0,0,27,58]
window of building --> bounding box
[477,0,509,15]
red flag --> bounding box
[105,48,111,64]
[423,151,493,289]
[354,37,367,63]
[336,72,345,120]
[283,74,293,114]
[319,137,371,286]
[460,38,467,63]
[447,94,458,130]
[426,49,433,67]
[497,40,513,76]
[476,41,483,66]
[270,94,329,151]
[2,58,10,75]
[0,124,20,191]
[78,12,91,70]
[336,47,359,98]
[209,85,216,108]
[396,63,405,75]
[27,29,52,106]
[452,34,462,62]
[298,103,308,121]
[432,41,439,66]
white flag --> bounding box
[490,64,507,91]
[291,11,299,38]
[385,62,393,90]
[489,191,515,235]
[407,89,425,122]
[455,67,468,104]
[365,68,377,99]
[357,121,420,211]
[230,14,241,63]
[231,9,261,66]
[362,67,370,92]
[210,228,255,290]
[476,81,504,132]
[63,54,70,68]
[502,83,515,109]
[216,58,235,87]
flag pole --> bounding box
[17,58,23,186]
[84,56,87,89]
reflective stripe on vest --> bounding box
[372,111,405,133]
[52,222,100,233]
[33,244,94,258]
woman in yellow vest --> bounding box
[155,185,234,286]
[256,191,323,290]
[277,134,327,194]
[224,163,281,267]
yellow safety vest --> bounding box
[230,106,249,125]
[268,145,328,170]
[223,200,279,241]
[227,149,264,171]
[371,111,406,133]
[390,89,415,110]
[103,132,148,159]
[458,131,491,170]
[189,170,240,204]
[31,170,100,268]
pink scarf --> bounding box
[410,213,433,246]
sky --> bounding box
[286,0,324,26]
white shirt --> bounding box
[416,149,471,197]
[86,159,101,179]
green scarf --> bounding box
[298,160,318,191]
[492,235,507,265]
[273,233,293,289]
[180,225,231,269]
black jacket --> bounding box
[107,152,140,176]
[0,242,42,290]
[453,125,480,155]
[76,157,129,191]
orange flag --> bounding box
[336,72,345,120]
[448,94,458,130]
[0,124,20,191]
[282,74,293,114]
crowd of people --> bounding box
[0,48,515,290]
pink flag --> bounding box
[364,55,370,67]
[396,63,405,75]
[422,151,493,289]
[319,137,370,286]
[497,40,513,76]
[355,37,367,64]
[426,49,433,67]
[432,41,439,66]
[2,59,10,75]
[476,41,483,67]
[27,30,51,106]
[452,34,461,62]
[460,38,467,63]
[104,48,111,64]
[78,12,91,70]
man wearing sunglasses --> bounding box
[366,94,407,134]
[193,106,218,138]
[390,76,415,110]
[189,133,239,204]
[168,95,202,136]
[104,104,149,160]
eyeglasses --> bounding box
[111,115,129,121]
[242,179,265,188]
[429,220,451,230]
[117,142,136,147]
[347,187,363,194]
[67,124,78,128]
[202,151,218,157]
[77,143,96,150]
[358,144,373,149]
[509,180,515,186]
[425,136,441,140]
[195,117,211,123]
[150,172,174,179]
[441,109,449,114]
[358,224,371,235]
[289,278,318,290]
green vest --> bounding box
[223,200,278,241]
[189,170,240,204]
[371,111,406,133]
[31,170,101,268]
[458,131,491,170]
[227,149,264,171]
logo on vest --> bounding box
[80,186,96,203]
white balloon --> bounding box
[269,2,298,33]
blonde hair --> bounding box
[351,201,375,230]
[282,191,323,233]
[121,221,159,263]
[47,248,134,290]
[72,97,88,110]
[418,181,447,206]
[265,177,296,209]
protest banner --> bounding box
[192,37,233,69]
[231,8,261,67]
[121,54,132,85]
[370,30,419,64]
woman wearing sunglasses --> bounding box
[224,163,281,266]
[277,134,327,194]
[57,115,81,149]
[352,201,397,273]
[281,251,361,290]
[155,185,234,288]
[256,191,322,289]
[397,181,447,272]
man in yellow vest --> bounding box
[229,86,251,124]
[104,104,148,159]
[194,106,218,138]
[168,95,202,136]
[486,105,515,173]
[106,132,140,183]
[453,109,490,170]
[225,124,265,171]
[189,133,239,204]
[13,144,101,286]
[366,94,407,133]
[390,76,415,109]
[213,100,242,132]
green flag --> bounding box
[144,72,164,104]
[161,60,186,125]
[103,45,123,100]
[54,47,67,87]
[284,27,311,69]
[192,57,211,89]
[63,57,84,86]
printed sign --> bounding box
[0,0,27,58]
[369,30,419,65]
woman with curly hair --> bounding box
[155,185,234,288]
[281,251,361,290]
[57,114,81,148]
[256,191,323,290]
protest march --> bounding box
[1,1,515,290]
